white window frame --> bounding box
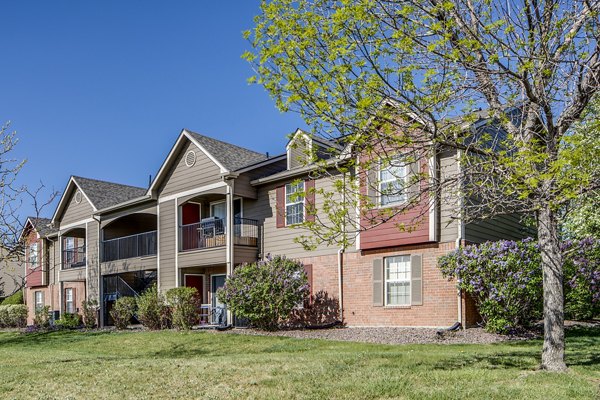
[35,291,44,312]
[65,288,74,314]
[285,181,305,226]
[29,242,39,269]
[384,255,411,306]
[378,156,408,207]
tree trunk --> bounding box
[537,205,567,371]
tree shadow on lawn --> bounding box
[432,326,600,371]
[0,329,114,348]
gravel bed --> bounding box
[220,326,533,345]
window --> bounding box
[378,156,408,206]
[385,255,411,306]
[65,288,75,314]
[35,291,44,312]
[285,182,305,226]
[29,242,39,269]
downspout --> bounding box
[92,214,103,327]
[337,170,347,323]
[455,149,465,329]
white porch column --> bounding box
[225,178,235,325]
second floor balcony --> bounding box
[62,245,86,269]
[179,217,259,252]
[102,231,157,262]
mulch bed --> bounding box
[220,326,533,345]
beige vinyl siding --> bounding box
[288,136,310,169]
[158,200,176,290]
[99,203,157,227]
[178,248,226,269]
[59,267,86,282]
[61,191,94,226]
[465,214,530,243]
[158,141,222,197]
[101,255,157,275]
[234,246,258,264]
[439,150,460,243]
[247,174,341,259]
[233,175,257,199]
[234,159,288,199]
[86,221,100,301]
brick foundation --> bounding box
[295,242,463,328]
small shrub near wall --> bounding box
[55,313,82,329]
[110,297,137,330]
[81,299,99,330]
[165,287,199,330]
[33,306,51,330]
[218,255,309,331]
[0,304,28,328]
[137,284,171,330]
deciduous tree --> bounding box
[245,0,600,371]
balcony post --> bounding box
[225,178,235,325]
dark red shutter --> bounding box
[72,288,77,313]
[276,185,285,228]
[305,180,315,222]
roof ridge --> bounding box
[72,175,146,190]
[185,129,266,157]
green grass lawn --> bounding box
[0,328,598,400]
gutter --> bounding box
[250,155,349,186]
[93,195,154,217]
[455,149,465,329]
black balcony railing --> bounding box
[102,231,157,262]
[180,218,259,251]
[62,246,86,269]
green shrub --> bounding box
[217,255,310,330]
[81,299,99,329]
[1,290,23,305]
[137,284,170,330]
[0,304,28,327]
[55,313,81,329]
[110,296,137,330]
[165,287,199,330]
[33,305,51,329]
[439,239,543,333]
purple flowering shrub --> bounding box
[439,238,543,333]
[439,237,600,333]
[563,238,600,320]
[217,255,309,330]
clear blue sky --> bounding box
[1,1,304,219]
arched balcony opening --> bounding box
[101,213,157,262]
[62,227,86,270]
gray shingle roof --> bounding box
[186,130,268,171]
[27,217,57,238]
[72,176,147,210]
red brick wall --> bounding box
[295,242,461,327]
[24,284,60,325]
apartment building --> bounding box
[23,127,526,327]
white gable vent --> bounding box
[185,150,196,168]
[74,190,82,204]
